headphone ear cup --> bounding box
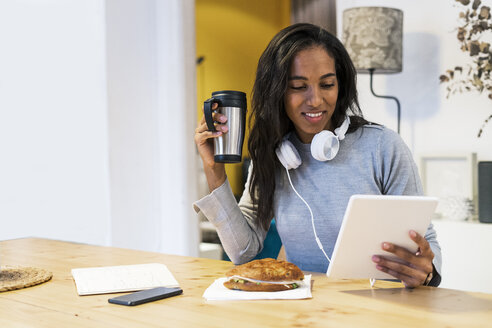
[311,130,340,161]
[276,140,302,170]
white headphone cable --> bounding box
[285,167,378,287]
[285,167,331,264]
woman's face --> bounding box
[284,46,339,143]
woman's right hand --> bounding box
[194,102,228,191]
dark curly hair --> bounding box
[248,23,368,230]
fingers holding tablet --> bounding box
[373,230,435,288]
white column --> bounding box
[106,0,199,256]
[155,0,199,257]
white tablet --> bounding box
[326,194,438,280]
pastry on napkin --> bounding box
[223,258,304,291]
[203,258,312,301]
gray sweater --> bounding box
[194,125,442,280]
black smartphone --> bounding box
[108,287,183,306]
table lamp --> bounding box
[342,7,403,134]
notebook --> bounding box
[71,263,180,296]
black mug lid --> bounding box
[210,90,246,108]
[211,90,246,101]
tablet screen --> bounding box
[326,194,438,280]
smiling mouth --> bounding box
[303,111,324,117]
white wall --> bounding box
[0,0,199,257]
[0,0,111,245]
[337,0,492,161]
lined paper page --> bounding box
[71,263,180,295]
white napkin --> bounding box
[202,274,312,301]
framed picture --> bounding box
[419,153,477,221]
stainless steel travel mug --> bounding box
[204,90,247,163]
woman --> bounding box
[194,23,441,288]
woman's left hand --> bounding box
[372,230,434,288]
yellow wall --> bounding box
[196,0,290,196]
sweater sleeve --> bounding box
[193,166,268,264]
[378,128,442,286]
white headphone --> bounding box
[276,116,350,169]
[274,116,351,264]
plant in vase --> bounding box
[440,0,492,137]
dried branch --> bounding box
[442,0,492,136]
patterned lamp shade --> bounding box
[342,7,403,74]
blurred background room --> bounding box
[1,0,491,293]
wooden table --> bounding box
[1,238,491,327]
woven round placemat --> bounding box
[0,266,53,292]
